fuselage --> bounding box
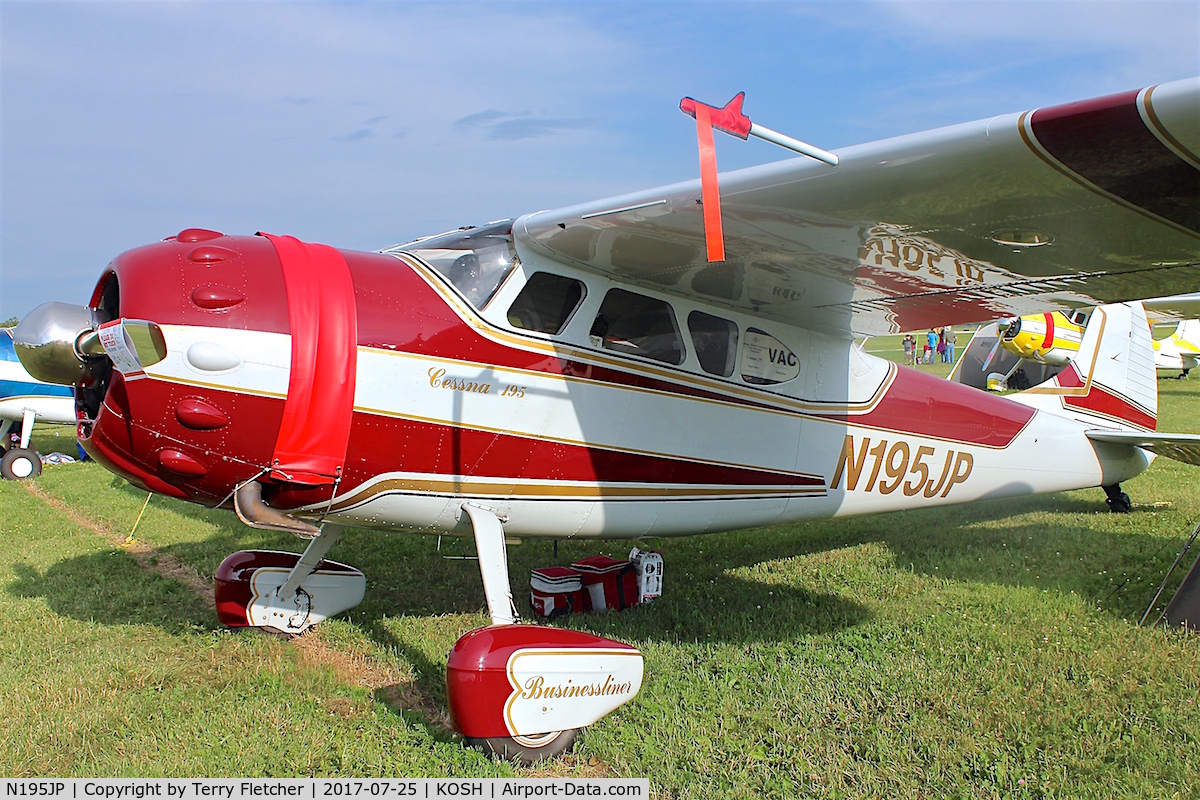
[74,228,1147,539]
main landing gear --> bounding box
[215,523,366,635]
[446,503,645,765]
[215,493,644,765]
[0,409,42,481]
[1103,483,1132,514]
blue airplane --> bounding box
[1,327,75,479]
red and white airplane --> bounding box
[13,78,1200,762]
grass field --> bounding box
[3,343,1199,797]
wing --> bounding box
[1086,430,1200,467]
[514,78,1200,336]
[1143,292,1200,331]
[1144,292,1200,319]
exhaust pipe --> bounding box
[234,481,321,538]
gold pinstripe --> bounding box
[1141,85,1200,170]
[326,475,827,513]
[1017,109,1200,241]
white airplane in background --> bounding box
[1153,318,1200,377]
[0,327,75,480]
[1143,293,1200,378]
[12,77,1200,763]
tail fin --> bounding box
[1009,302,1157,430]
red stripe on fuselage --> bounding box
[804,364,1035,448]
[1064,386,1156,431]
[88,372,821,512]
[340,411,819,489]
[1039,362,1155,430]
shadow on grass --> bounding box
[17,471,1195,740]
[689,492,1191,623]
[20,481,1182,636]
[364,621,459,744]
[7,553,218,634]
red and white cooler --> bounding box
[572,555,639,612]
[530,566,584,619]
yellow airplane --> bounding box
[979,310,1089,390]
[968,306,1199,391]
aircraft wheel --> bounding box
[1,448,42,481]
[1106,491,1132,513]
[466,728,579,765]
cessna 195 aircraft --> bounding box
[12,77,1200,762]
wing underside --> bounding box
[515,78,1200,336]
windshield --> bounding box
[388,219,518,308]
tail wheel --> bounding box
[1107,492,1132,513]
[1,448,42,481]
[466,728,579,765]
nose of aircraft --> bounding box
[12,301,97,385]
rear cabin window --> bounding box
[507,272,586,335]
[740,327,800,385]
[687,311,738,377]
[589,289,685,365]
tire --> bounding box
[466,728,579,765]
[1,448,42,481]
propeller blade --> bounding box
[981,336,1003,371]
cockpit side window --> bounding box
[687,311,738,377]
[589,289,685,365]
[507,273,586,335]
[392,220,518,309]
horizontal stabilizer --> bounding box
[1086,430,1200,467]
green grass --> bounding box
[3,372,1200,797]
[858,329,978,381]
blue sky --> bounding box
[2,0,1197,321]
